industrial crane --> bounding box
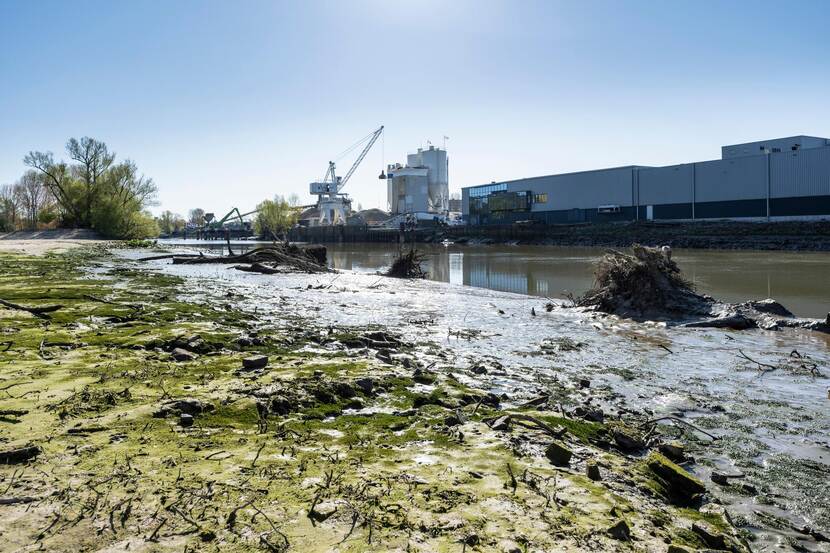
[310,125,384,225]
[203,208,259,230]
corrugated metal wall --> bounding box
[461,145,830,220]
[695,155,767,202]
[507,167,636,211]
[771,147,830,198]
[637,164,693,205]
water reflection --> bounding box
[160,240,830,318]
[325,244,830,318]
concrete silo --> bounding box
[387,145,449,215]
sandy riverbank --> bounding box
[0,229,105,255]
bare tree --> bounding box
[0,184,22,231]
[15,170,50,229]
[23,151,81,225]
[188,208,206,226]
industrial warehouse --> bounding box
[462,135,830,225]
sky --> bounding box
[2,0,829,217]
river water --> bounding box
[162,241,830,318]
[141,241,830,550]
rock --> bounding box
[463,534,480,546]
[735,482,757,495]
[667,546,693,553]
[613,429,645,452]
[242,355,268,370]
[332,381,356,399]
[579,378,590,388]
[0,444,41,464]
[269,396,295,415]
[606,519,630,540]
[444,410,466,427]
[645,452,706,506]
[355,377,374,394]
[586,461,602,481]
[658,441,686,463]
[691,520,727,549]
[179,413,194,427]
[573,406,604,423]
[490,415,511,431]
[154,397,213,418]
[342,398,364,410]
[471,364,488,375]
[686,314,756,330]
[710,471,730,485]
[171,348,198,362]
[413,368,436,384]
[309,501,338,522]
[544,441,572,467]
[236,337,253,347]
[747,299,795,318]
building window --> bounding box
[469,183,507,198]
[534,193,548,204]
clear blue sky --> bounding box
[2,0,829,216]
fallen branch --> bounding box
[136,253,204,262]
[0,299,63,319]
[0,496,37,505]
[234,263,281,275]
[642,416,719,441]
[738,349,779,373]
[0,444,41,464]
[83,294,142,310]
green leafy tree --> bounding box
[254,195,297,240]
[24,137,159,238]
[157,210,187,234]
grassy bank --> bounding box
[0,247,748,552]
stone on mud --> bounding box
[586,461,602,481]
[0,444,41,464]
[686,314,757,330]
[645,452,707,506]
[171,347,198,362]
[613,429,645,452]
[242,355,268,370]
[309,501,338,523]
[691,520,727,549]
[490,415,511,431]
[154,397,214,418]
[659,441,686,462]
[607,519,631,540]
[355,377,374,394]
[179,413,194,427]
[545,441,573,467]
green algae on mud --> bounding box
[0,248,750,552]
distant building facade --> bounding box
[462,135,830,225]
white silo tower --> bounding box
[406,145,449,213]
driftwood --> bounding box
[0,299,63,320]
[385,249,427,279]
[140,245,329,274]
[576,245,710,319]
[137,252,204,262]
[0,496,37,505]
[0,445,41,464]
[233,263,281,275]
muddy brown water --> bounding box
[163,241,830,319]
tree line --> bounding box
[1,137,159,238]
[157,196,301,240]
